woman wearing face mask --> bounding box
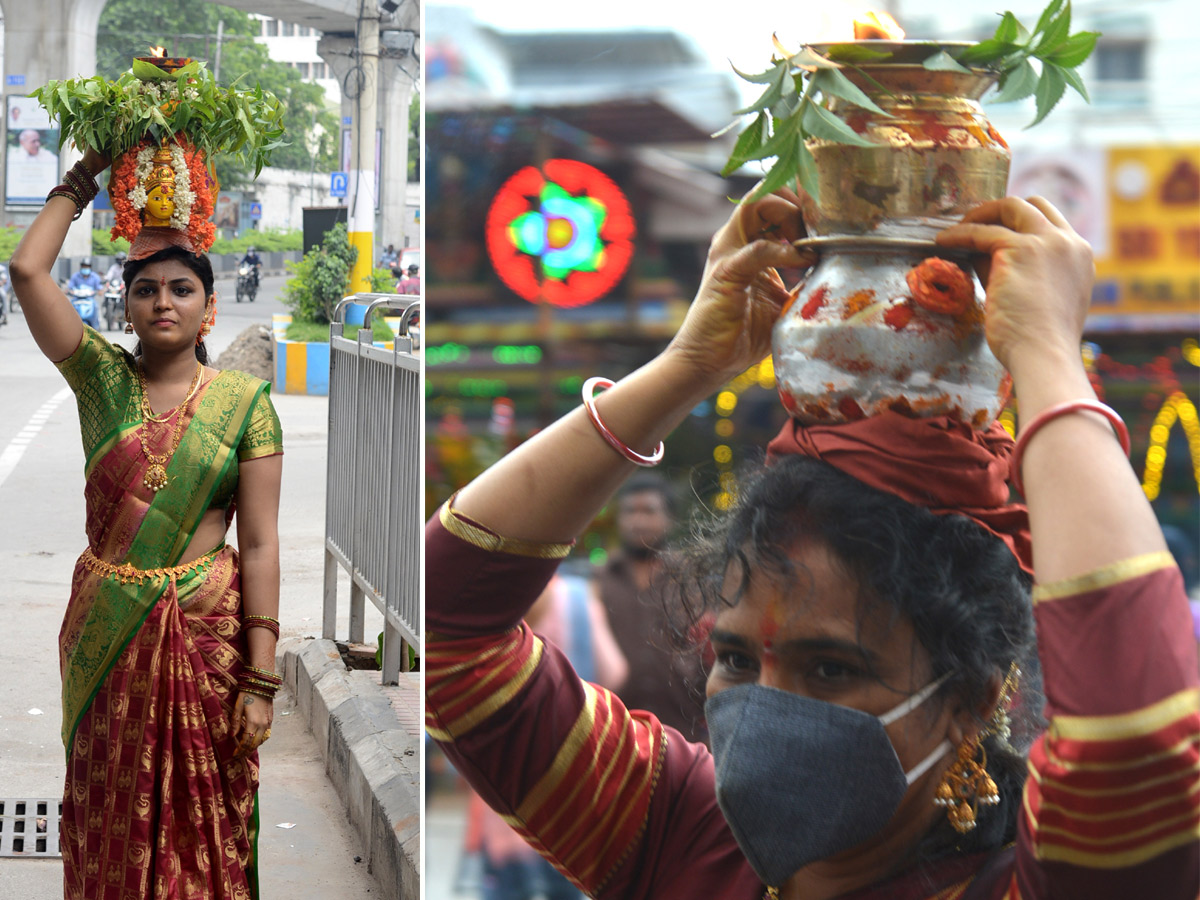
[425,188,1199,899]
[10,147,284,899]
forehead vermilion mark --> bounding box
[161,277,167,286]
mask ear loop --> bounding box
[878,671,953,727]
[876,672,955,785]
[905,739,952,785]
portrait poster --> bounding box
[6,95,61,206]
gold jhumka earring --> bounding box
[935,663,1020,833]
[934,736,1000,833]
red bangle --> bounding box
[581,377,664,467]
[1011,399,1131,497]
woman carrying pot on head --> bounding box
[425,187,1199,900]
[10,145,284,899]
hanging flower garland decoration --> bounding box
[31,54,284,252]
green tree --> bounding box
[95,0,338,186]
[281,223,358,324]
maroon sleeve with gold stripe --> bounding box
[1014,553,1200,899]
[425,509,761,899]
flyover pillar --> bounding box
[377,55,415,252]
[317,33,371,285]
[1,0,107,259]
[318,15,419,275]
[346,14,377,295]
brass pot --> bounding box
[773,238,1010,428]
[773,42,1012,428]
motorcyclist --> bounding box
[66,257,103,328]
[398,263,420,295]
[103,251,127,286]
[67,257,103,294]
[240,246,262,290]
[0,262,8,325]
[101,251,127,330]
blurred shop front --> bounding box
[1009,144,1200,572]
[424,9,755,524]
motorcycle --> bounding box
[102,280,123,331]
[68,285,100,330]
[0,264,8,326]
[235,263,258,303]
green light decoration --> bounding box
[427,343,472,366]
[493,345,544,365]
[508,185,608,280]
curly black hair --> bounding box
[671,454,1041,869]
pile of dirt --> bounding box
[215,324,274,382]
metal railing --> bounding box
[323,293,422,683]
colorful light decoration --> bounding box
[1142,391,1200,501]
[485,159,636,308]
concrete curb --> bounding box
[279,637,421,900]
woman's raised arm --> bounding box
[937,196,1167,583]
[455,189,812,542]
[10,149,109,362]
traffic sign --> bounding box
[330,171,349,198]
[249,202,262,220]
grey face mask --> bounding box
[706,674,951,888]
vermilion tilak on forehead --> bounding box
[160,276,167,286]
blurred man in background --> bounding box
[597,474,706,743]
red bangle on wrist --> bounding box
[1011,399,1130,497]
[581,377,665,467]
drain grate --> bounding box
[0,799,62,857]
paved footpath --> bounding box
[0,286,416,897]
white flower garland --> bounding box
[128,144,155,211]
[126,140,192,229]
[168,144,193,229]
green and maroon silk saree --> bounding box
[55,327,282,900]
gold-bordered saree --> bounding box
[55,327,282,900]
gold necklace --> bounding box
[137,362,203,493]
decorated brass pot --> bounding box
[773,42,1012,428]
[774,238,1010,427]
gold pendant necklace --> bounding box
[138,362,203,493]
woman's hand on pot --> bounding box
[230,691,274,757]
[667,186,814,382]
[935,196,1093,379]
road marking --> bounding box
[0,387,71,491]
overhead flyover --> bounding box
[0,0,419,260]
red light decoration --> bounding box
[485,159,636,308]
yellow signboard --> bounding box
[1093,145,1200,320]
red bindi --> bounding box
[160,276,167,286]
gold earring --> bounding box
[991,663,1021,746]
[124,314,134,335]
[935,735,999,833]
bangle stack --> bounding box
[242,614,280,639]
[1011,399,1130,497]
[238,664,282,701]
[581,377,664,467]
[47,161,100,221]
